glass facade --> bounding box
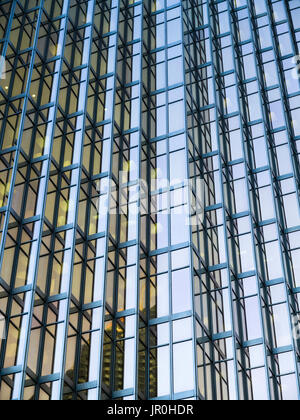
[0,0,299,401]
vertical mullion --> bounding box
[132,0,144,400]
[11,0,71,401]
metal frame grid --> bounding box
[0,0,299,401]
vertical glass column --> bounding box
[0,0,45,399]
[182,0,239,401]
[50,0,96,400]
[9,0,71,400]
[84,0,120,400]
[207,0,242,400]
[102,0,144,400]
[61,0,120,401]
[145,0,196,400]
[246,0,300,400]
[227,0,273,400]
[93,0,144,401]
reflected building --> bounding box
[0,0,300,401]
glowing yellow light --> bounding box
[123,161,131,172]
[50,45,58,56]
[151,168,157,178]
[151,223,163,235]
[60,201,68,212]
[34,137,45,158]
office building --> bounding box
[0,0,300,400]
